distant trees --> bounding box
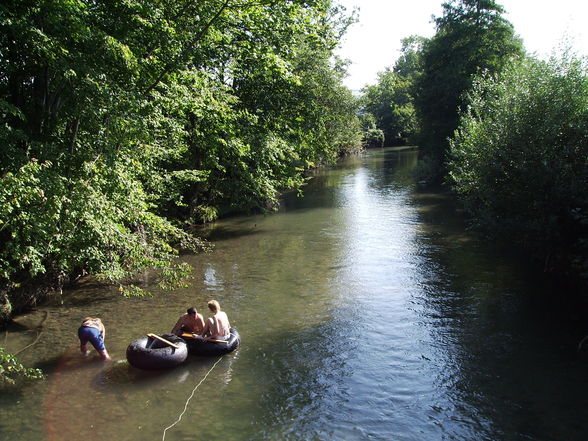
[449,53,588,276]
[392,36,425,80]
[359,0,523,154]
[413,0,523,176]
[359,113,384,148]
[359,36,424,147]
[360,69,414,146]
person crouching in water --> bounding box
[202,300,231,340]
[171,307,205,336]
[78,317,111,360]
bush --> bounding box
[449,52,588,276]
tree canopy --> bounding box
[0,0,361,318]
[413,0,523,175]
[360,69,414,146]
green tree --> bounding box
[393,35,426,81]
[414,0,523,178]
[0,0,361,386]
[0,0,361,320]
[359,113,384,148]
[357,36,424,147]
[449,53,588,279]
[151,1,362,220]
[0,0,212,306]
[360,69,415,146]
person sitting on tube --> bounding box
[201,300,231,340]
[171,307,205,336]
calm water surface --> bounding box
[2,147,587,441]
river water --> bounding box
[2,147,587,441]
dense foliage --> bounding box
[449,53,588,278]
[413,0,523,176]
[359,113,384,148]
[0,0,361,320]
[0,0,362,382]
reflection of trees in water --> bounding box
[365,148,419,192]
[410,187,588,441]
[280,148,419,213]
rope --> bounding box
[161,356,224,441]
[13,310,49,356]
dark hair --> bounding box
[187,307,197,315]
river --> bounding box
[1,147,587,441]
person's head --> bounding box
[187,307,197,316]
[207,300,221,313]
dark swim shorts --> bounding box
[78,326,105,351]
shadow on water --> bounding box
[33,352,103,374]
[199,223,265,242]
[409,183,588,440]
[95,353,238,390]
[95,360,194,390]
[279,175,342,213]
[44,280,119,308]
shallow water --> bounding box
[2,147,587,441]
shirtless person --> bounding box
[78,317,111,360]
[201,300,231,340]
[171,307,205,336]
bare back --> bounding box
[205,311,230,338]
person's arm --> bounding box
[201,317,212,337]
[171,316,183,335]
[196,315,205,334]
[224,312,231,331]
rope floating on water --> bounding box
[161,356,224,441]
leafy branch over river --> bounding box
[0,0,362,325]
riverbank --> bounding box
[1,279,60,328]
[0,143,374,330]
